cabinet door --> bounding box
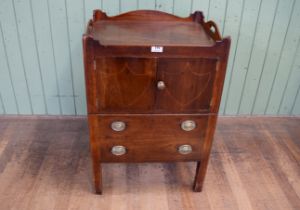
[96,57,156,113]
[156,58,217,113]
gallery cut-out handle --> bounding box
[204,21,221,41]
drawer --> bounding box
[89,114,209,162]
[100,140,203,162]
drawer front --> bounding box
[90,114,209,162]
[155,58,217,113]
[100,140,203,162]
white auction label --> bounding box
[151,46,163,53]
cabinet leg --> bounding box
[194,115,218,192]
[92,159,102,194]
[193,160,208,192]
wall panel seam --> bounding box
[291,84,300,114]
[223,0,246,114]
[250,0,280,114]
[64,0,77,115]
[190,0,193,13]
[237,0,263,114]
[207,0,211,19]
[83,0,86,29]
[0,93,5,114]
[0,22,19,114]
[172,0,175,14]
[12,0,33,114]
[263,0,296,114]
[83,0,86,25]
[46,0,63,114]
[221,0,229,36]
[29,0,48,114]
[278,37,300,114]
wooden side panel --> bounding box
[210,38,231,113]
[83,36,97,114]
[193,114,218,191]
[87,113,102,194]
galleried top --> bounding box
[85,10,224,47]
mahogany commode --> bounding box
[83,9,230,194]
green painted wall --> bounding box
[0,0,299,115]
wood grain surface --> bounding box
[83,9,230,194]
[0,116,299,210]
[91,20,215,47]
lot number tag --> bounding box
[151,46,163,53]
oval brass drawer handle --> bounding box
[181,120,196,131]
[111,121,126,132]
[111,145,127,156]
[178,144,193,155]
[157,81,166,90]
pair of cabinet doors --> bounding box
[94,57,217,113]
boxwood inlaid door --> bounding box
[155,58,217,113]
[95,57,156,113]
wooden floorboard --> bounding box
[0,116,299,210]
